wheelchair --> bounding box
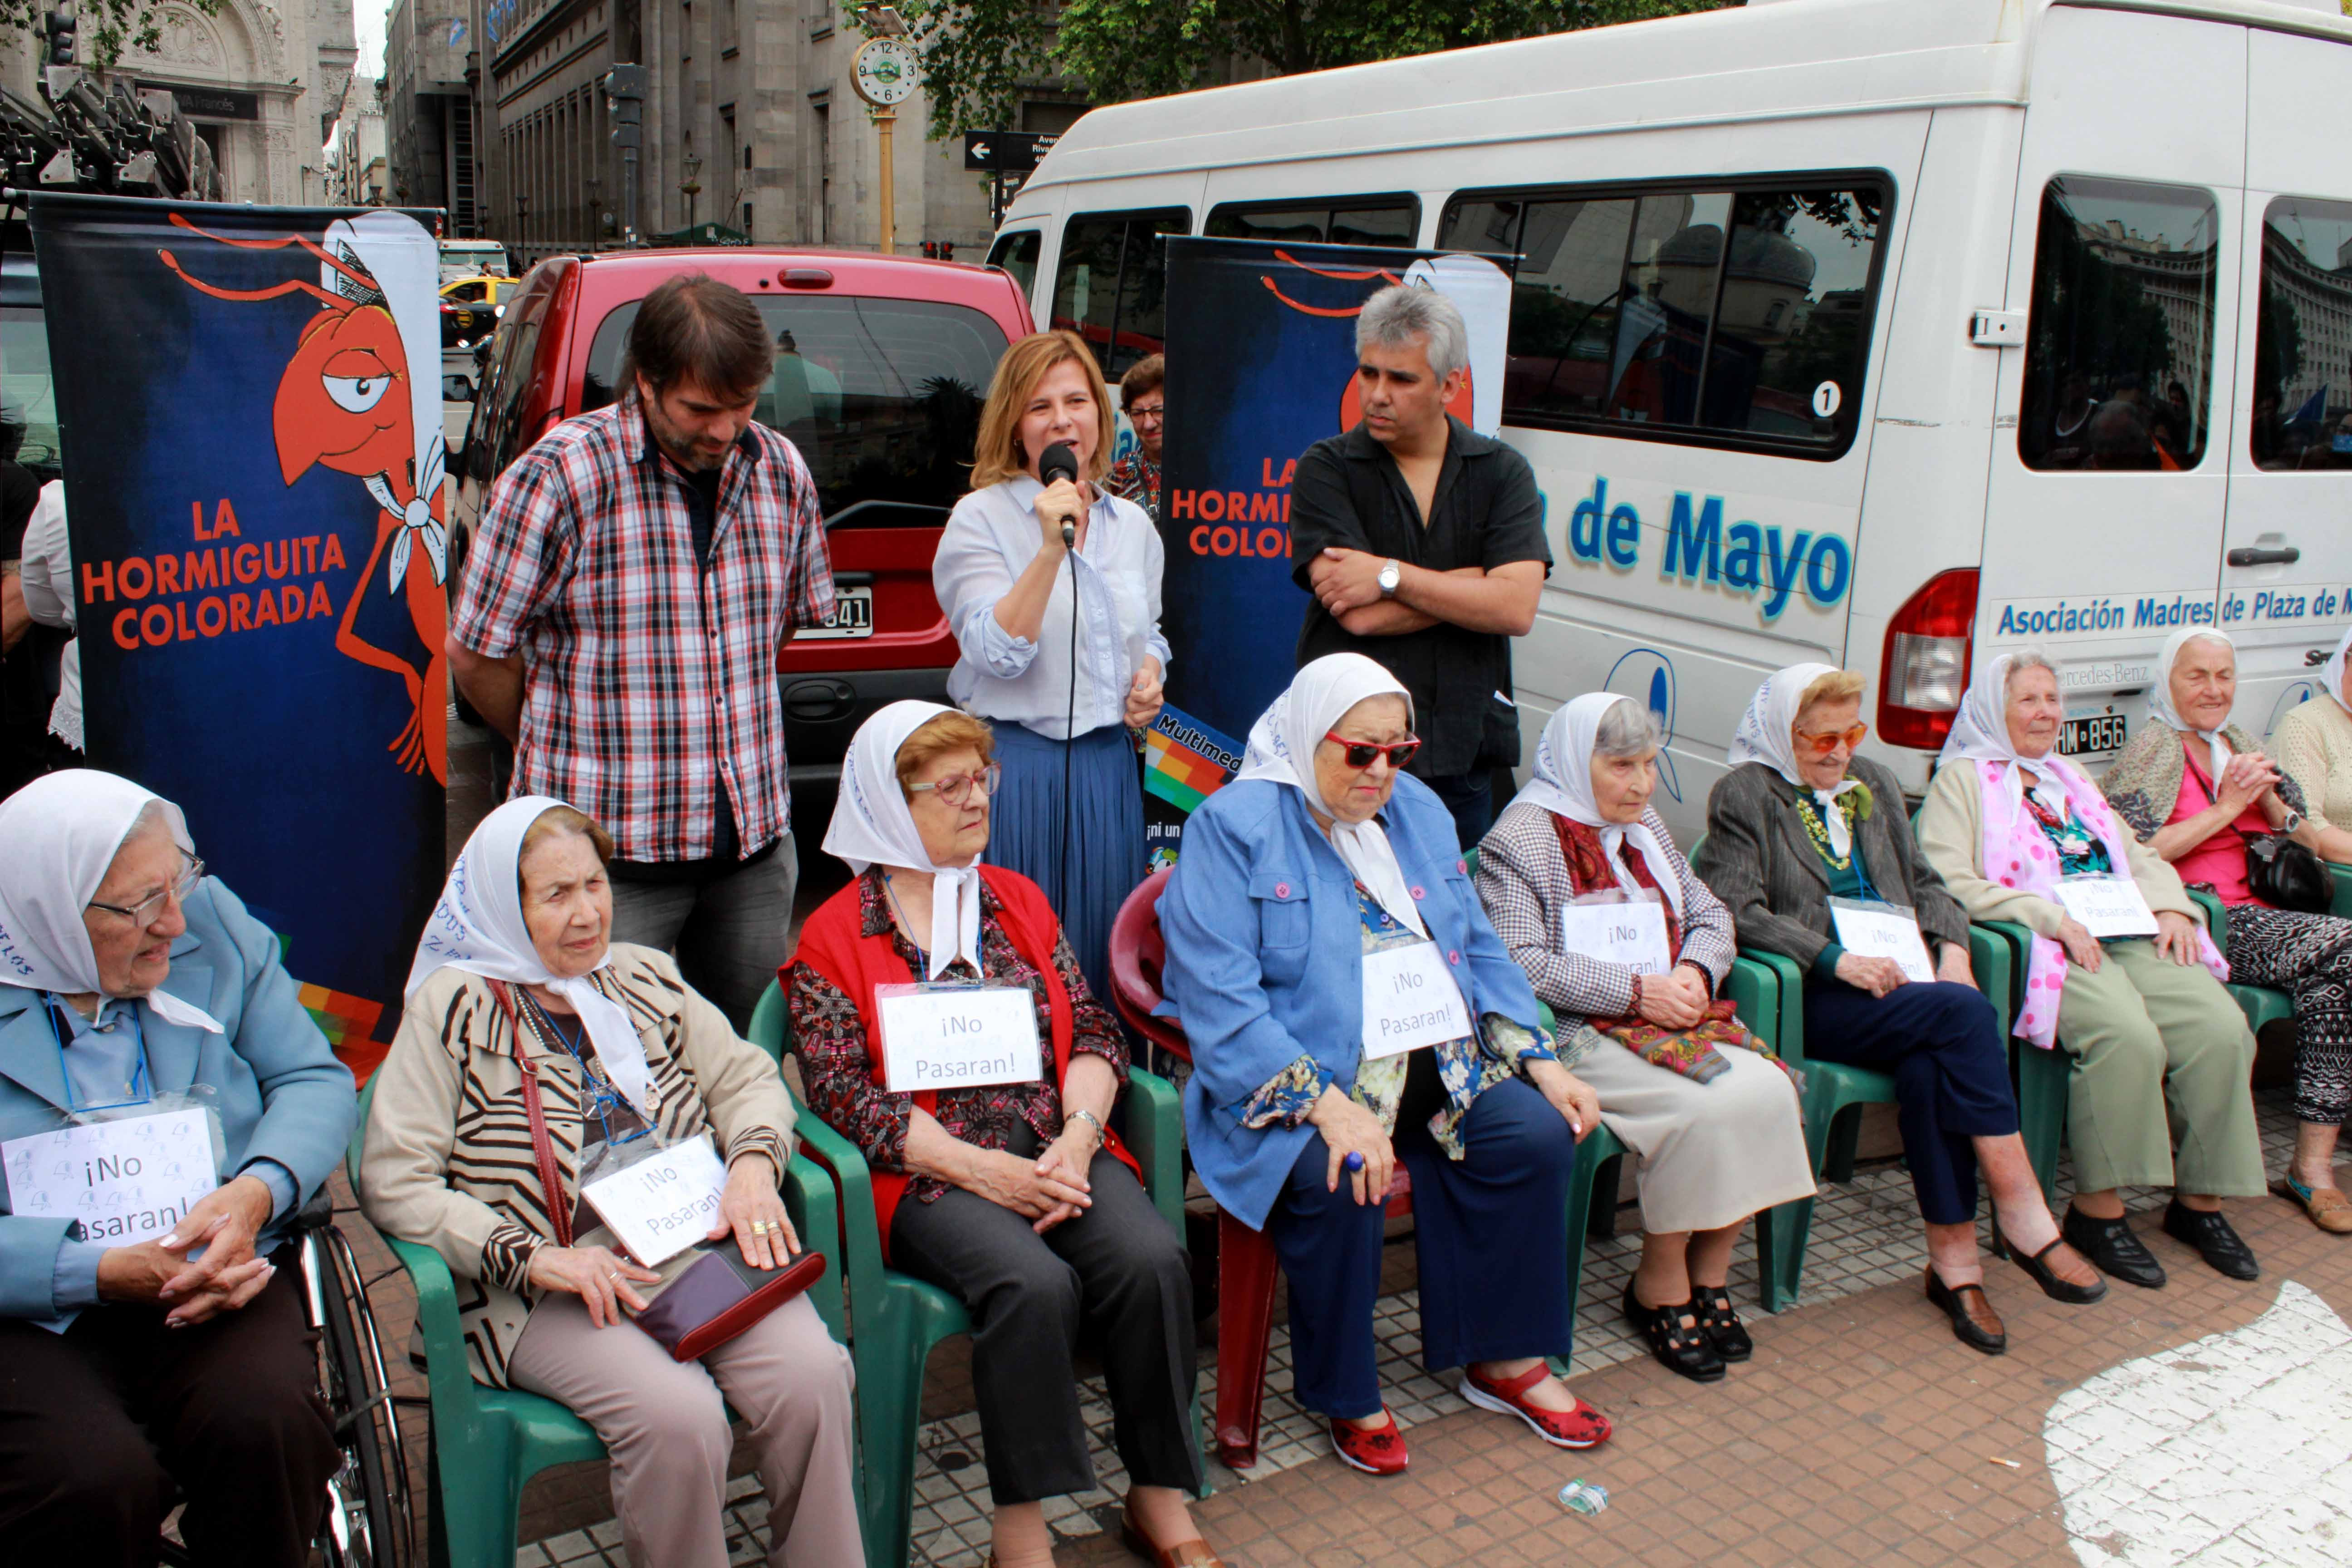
[156,1190,416,1568]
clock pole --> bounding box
[874,105,896,255]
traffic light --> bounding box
[44,6,76,67]
[604,63,644,149]
[941,240,954,261]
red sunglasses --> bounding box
[1324,732,1423,770]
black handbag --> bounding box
[2244,832,2333,913]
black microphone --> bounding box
[1039,440,1080,546]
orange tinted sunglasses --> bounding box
[1794,723,1868,757]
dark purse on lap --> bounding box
[2244,832,2332,913]
[634,1244,828,1362]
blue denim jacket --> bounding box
[0,878,359,1322]
[1159,775,1544,1230]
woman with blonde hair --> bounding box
[1694,665,2103,1355]
[931,329,1170,1001]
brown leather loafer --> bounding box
[1925,1268,2007,1356]
[1122,1510,1231,1567]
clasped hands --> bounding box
[1835,942,1974,999]
[964,1126,1099,1234]
[96,1172,278,1328]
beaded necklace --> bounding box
[1792,792,1859,870]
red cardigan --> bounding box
[791,863,1140,1252]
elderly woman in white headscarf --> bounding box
[1694,665,2105,1356]
[1161,654,1609,1479]
[358,798,861,1568]
[0,771,354,1568]
[1916,648,2264,1286]
[2101,626,2352,1237]
[1474,694,1813,1384]
[787,701,1214,1568]
[2274,624,2352,868]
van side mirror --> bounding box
[443,374,476,403]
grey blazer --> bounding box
[1692,758,1971,972]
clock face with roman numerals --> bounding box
[853,38,918,107]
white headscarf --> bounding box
[2146,626,2237,781]
[407,797,655,1117]
[1728,662,1863,858]
[0,770,224,1033]
[2319,625,2352,718]
[1236,653,1426,936]
[1938,652,2084,813]
[1517,693,1686,919]
[822,701,985,980]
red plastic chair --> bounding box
[1107,868,1415,1468]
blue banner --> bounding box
[31,195,450,1068]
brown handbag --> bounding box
[487,979,827,1361]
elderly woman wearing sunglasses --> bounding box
[1161,655,1608,1477]
[789,702,1213,1568]
[1693,665,2104,1355]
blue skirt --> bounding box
[987,721,1143,1008]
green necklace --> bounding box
[1793,793,1857,871]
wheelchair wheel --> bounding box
[303,1222,416,1568]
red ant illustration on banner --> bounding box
[158,211,450,784]
[1258,250,1480,432]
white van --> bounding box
[986,0,2352,840]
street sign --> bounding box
[963,130,1056,174]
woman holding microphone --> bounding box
[933,330,1170,1003]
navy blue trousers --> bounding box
[1264,1076,1575,1420]
[1802,978,2019,1226]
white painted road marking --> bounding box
[2045,1279,2352,1566]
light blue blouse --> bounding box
[931,477,1172,740]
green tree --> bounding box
[4,0,223,74]
[857,0,1735,142]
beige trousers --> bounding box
[507,1290,862,1568]
[1573,1040,1818,1235]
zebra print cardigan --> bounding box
[357,943,794,1387]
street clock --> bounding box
[851,37,918,108]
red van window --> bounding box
[580,295,1008,522]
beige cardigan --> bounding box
[2274,696,2352,837]
[1916,760,2196,937]
[356,943,794,1387]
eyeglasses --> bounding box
[1793,724,1869,757]
[87,856,204,926]
[1323,733,1423,770]
[1128,405,1165,425]
[909,764,1003,807]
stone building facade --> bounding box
[384,0,485,232]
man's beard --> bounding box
[646,401,726,471]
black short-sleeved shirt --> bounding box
[1289,417,1552,778]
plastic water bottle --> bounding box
[1557,1479,1609,1516]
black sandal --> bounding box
[2009,1235,2109,1305]
[1622,1279,1725,1382]
[1691,1284,1753,1362]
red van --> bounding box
[449,247,1032,807]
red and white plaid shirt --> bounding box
[454,397,835,862]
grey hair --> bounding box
[1592,697,1664,758]
[1356,284,1470,380]
[2002,647,2060,693]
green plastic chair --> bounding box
[748,980,1189,1568]
[2182,888,2298,1033]
[343,1021,846,1568]
[2332,862,2352,918]
[1972,919,2074,1205]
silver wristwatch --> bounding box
[2283,807,2305,836]
[1377,559,1402,598]
[1068,1109,1107,1149]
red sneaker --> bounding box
[1328,1411,1410,1476]
[1461,1363,1612,1450]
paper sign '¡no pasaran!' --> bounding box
[2,1107,218,1246]
[877,985,1044,1092]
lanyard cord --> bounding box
[880,869,934,976]
[43,994,153,1112]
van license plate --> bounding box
[2058,715,2127,756]
[800,587,873,640]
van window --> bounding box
[988,228,1042,298]
[2250,195,2352,471]
[581,295,1007,520]
[1438,179,1886,458]
[2018,176,2219,472]
[1206,197,1420,249]
[1051,207,1190,378]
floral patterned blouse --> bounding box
[1237,887,1553,1161]
[2021,784,2115,877]
[789,868,1129,1206]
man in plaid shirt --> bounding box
[448,274,835,1028]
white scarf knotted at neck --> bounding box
[0,771,225,1034]
[1729,661,1863,858]
[2145,626,2238,783]
[1237,652,1428,936]
[823,701,985,980]
[364,431,450,591]
[1517,692,1686,919]
[2319,624,2352,720]
[407,796,656,1117]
